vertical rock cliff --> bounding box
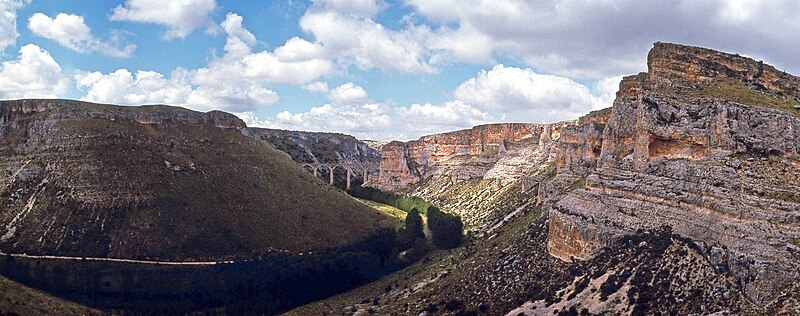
[548,42,800,302]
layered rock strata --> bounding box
[548,42,800,302]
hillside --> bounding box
[0,99,393,261]
[0,275,100,316]
[290,42,800,314]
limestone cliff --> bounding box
[368,43,800,307]
[0,99,392,261]
[375,123,573,190]
[547,42,800,302]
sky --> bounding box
[1,0,800,141]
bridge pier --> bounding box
[345,167,352,190]
[328,165,336,185]
[300,162,379,189]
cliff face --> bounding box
[0,99,392,261]
[247,128,379,187]
[548,43,800,302]
[375,123,572,191]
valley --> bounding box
[1,42,799,315]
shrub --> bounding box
[427,206,463,249]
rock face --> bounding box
[247,128,379,187]
[370,43,800,305]
[548,42,800,302]
[0,99,391,261]
[375,123,574,191]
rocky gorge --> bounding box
[292,42,800,314]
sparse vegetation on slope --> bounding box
[0,99,393,261]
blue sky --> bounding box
[2,0,800,140]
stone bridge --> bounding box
[301,162,380,189]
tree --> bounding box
[427,206,463,249]
[398,208,425,249]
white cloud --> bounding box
[0,0,29,53]
[28,13,135,58]
[299,4,435,73]
[219,12,255,58]
[328,82,367,104]
[76,69,192,105]
[395,100,491,134]
[406,0,800,79]
[590,76,623,111]
[0,44,71,98]
[303,81,329,94]
[77,13,308,113]
[454,65,594,122]
[274,37,324,62]
[109,0,217,40]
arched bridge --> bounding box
[301,162,380,189]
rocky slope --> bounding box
[298,42,800,314]
[248,128,379,187]
[0,99,392,261]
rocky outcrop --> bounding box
[0,99,392,261]
[547,43,800,302]
[375,123,574,191]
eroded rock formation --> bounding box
[548,42,800,302]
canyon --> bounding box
[1,42,800,315]
[292,42,800,315]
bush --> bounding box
[427,206,463,249]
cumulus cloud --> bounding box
[407,0,800,79]
[454,65,595,122]
[298,2,434,73]
[28,13,135,58]
[328,82,367,105]
[0,44,72,98]
[109,0,217,40]
[0,0,29,53]
[303,81,329,94]
[77,13,317,113]
[254,65,618,140]
[76,69,191,105]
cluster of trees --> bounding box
[427,206,463,249]
[349,186,464,250]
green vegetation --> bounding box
[791,238,800,247]
[356,198,408,229]
[690,78,800,117]
[427,206,464,249]
[348,186,435,214]
[397,208,425,247]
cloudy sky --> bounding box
[1,0,799,140]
